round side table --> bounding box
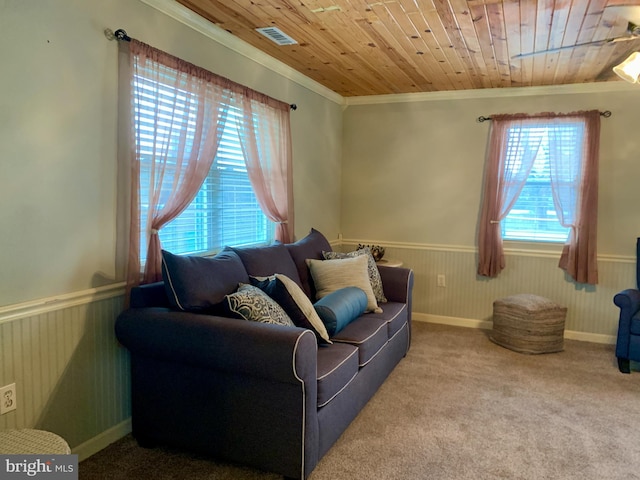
[0,429,71,454]
[376,258,403,268]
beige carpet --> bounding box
[79,322,640,479]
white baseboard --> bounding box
[414,312,493,330]
[562,330,616,345]
[413,313,616,345]
[72,418,131,462]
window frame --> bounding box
[133,71,275,264]
[499,120,585,244]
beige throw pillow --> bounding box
[323,247,387,303]
[306,255,382,313]
[275,274,332,344]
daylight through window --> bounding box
[501,122,584,242]
[135,74,274,262]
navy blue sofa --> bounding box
[613,238,640,373]
[115,229,413,478]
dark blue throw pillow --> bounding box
[285,228,333,298]
[161,249,249,312]
[314,287,367,336]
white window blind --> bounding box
[135,70,273,262]
[501,122,584,242]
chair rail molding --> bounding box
[0,282,126,325]
[340,239,635,263]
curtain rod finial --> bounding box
[114,29,131,42]
[290,104,297,111]
[105,28,131,42]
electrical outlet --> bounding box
[437,274,446,287]
[0,383,17,414]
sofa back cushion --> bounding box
[130,281,171,309]
[161,248,249,312]
[285,228,333,298]
[231,243,302,287]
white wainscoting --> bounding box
[0,284,131,460]
[0,244,633,461]
[343,240,634,342]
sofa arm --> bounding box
[613,289,640,359]
[115,308,318,385]
[613,289,640,316]
[378,266,414,304]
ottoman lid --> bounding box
[494,294,565,312]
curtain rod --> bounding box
[477,110,611,123]
[104,28,298,111]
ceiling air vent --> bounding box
[256,27,298,46]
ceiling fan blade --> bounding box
[511,35,640,59]
[609,35,640,43]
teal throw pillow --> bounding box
[314,287,367,336]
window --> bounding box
[135,74,274,262]
[500,121,584,243]
[477,110,600,283]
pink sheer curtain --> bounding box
[121,39,295,291]
[477,115,544,277]
[127,40,226,286]
[550,111,600,284]
[477,111,600,284]
[238,93,294,243]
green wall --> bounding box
[341,86,640,337]
[0,0,344,307]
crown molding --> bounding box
[344,80,640,106]
[138,0,344,105]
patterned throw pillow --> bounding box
[307,255,382,313]
[226,284,294,326]
[323,247,387,303]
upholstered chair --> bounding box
[613,238,640,373]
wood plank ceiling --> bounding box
[176,0,640,96]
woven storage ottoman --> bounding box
[491,294,567,354]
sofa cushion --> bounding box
[285,228,333,298]
[231,243,302,287]
[314,287,367,337]
[323,247,387,304]
[161,249,249,312]
[332,317,388,367]
[306,256,382,313]
[316,342,359,408]
[365,302,408,338]
[250,274,332,344]
[225,284,294,326]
